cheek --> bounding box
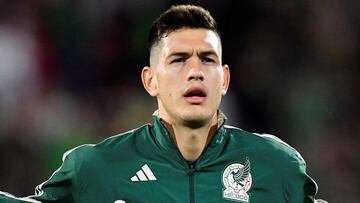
[208,76,225,99]
[157,77,177,99]
[209,73,224,89]
[158,72,182,91]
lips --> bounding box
[183,87,207,104]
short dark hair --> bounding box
[148,4,220,50]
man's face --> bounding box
[143,28,230,127]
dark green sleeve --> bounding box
[282,152,318,203]
[0,148,79,203]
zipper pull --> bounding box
[188,163,196,175]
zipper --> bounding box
[188,163,196,203]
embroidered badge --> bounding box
[222,157,252,202]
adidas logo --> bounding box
[131,164,157,182]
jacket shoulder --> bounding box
[223,125,306,165]
[96,124,151,148]
[62,124,151,163]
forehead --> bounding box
[159,28,222,56]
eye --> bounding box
[171,58,186,64]
[202,57,215,63]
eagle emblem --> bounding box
[222,157,252,202]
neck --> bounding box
[163,113,218,162]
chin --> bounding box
[180,110,214,128]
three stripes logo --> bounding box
[131,164,157,182]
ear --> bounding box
[221,64,230,95]
[141,66,158,97]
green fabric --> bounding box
[0,114,318,203]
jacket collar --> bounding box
[151,110,229,167]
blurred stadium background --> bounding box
[0,0,359,202]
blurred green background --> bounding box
[0,0,359,202]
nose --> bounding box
[187,59,204,81]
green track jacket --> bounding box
[0,113,318,203]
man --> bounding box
[0,4,324,203]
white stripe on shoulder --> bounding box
[101,129,136,142]
[253,133,288,146]
[61,144,95,161]
[224,125,242,130]
[253,133,305,161]
[35,144,95,197]
[0,191,41,203]
[225,125,305,162]
[224,125,291,149]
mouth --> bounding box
[183,87,207,104]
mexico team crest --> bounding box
[222,157,252,202]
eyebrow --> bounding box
[166,51,192,59]
[197,50,219,58]
[166,50,219,60]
